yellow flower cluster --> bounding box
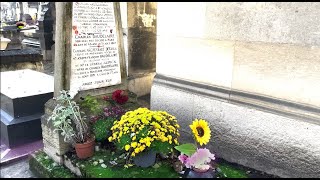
[108,108,180,157]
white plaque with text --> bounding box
[70,2,121,92]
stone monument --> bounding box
[0,69,54,148]
[41,2,127,164]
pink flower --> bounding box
[178,154,189,164]
[186,148,215,170]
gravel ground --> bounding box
[0,157,37,178]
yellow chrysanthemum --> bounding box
[108,136,112,142]
[131,142,138,148]
[189,119,211,146]
[125,144,131,151]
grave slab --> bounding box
[0,69,54,148]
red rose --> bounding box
[112,90,128,105]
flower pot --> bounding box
[185,167,216,178]
[133,149,156,167]
[75,136,95,159]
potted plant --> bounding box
[48,90,95,159]
[108,107,180,167]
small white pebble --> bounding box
[93,161,98,166]
[80,164,85,168]
[44,156,49,159]
[109,161,117,165]
[95,146,100,152]
[99,159,104,163]
[101,163,107,168]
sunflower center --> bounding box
[196,127,204,137]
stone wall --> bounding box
[151,2,320,178]
[127,2,157,97]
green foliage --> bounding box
[93,117,115,141]
[31,151,76,178]
[116,134,131,151]
[68,151,180,178]
[216,163,248,178]
[150,140,172,154]
[135,126,150,140]
[174,143,197,156]
[80,95,102,115]
[48,90,89,144]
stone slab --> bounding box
[232,42,320,107]
[0,69,54,99]
[156,37,234,88]
[0,70,53,118]
[0,110,43,148]
[204,2,320,46]
[0,49,42,64]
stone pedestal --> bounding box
[41,99,71,164]
[0,69,54,148]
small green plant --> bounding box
[80,95,102,115]
[48,90,90,145]
[93,117,115,142]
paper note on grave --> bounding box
[70,2,122,92]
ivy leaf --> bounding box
[174,143,197,156]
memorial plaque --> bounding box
[70,2,122,92]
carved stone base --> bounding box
[41,99,71,164]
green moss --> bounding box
[66,150,180,178]
[29,151,76,178]
[216,162,248,178]
[31,150,256,178]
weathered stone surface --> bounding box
[204,2,320,46]
[156,37,235,88]
[1,61,43,72]
[151,82,320,178]
[64,157,82,176]
[0,158,36,178]
[0,49,44,72]
[128,72,155,97]
[41,99,71,164]
[232,42,320,107]
[151,83,194,133]
[157,2,206,38]
[127,2,157,76]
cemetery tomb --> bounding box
[0,69,54,148]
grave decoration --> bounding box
[108,107,180,167]
[32,88,267,178]
[175,119,217,178]
[48,90,94,159]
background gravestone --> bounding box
[37,2,55,61]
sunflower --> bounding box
[189,119,211,146]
